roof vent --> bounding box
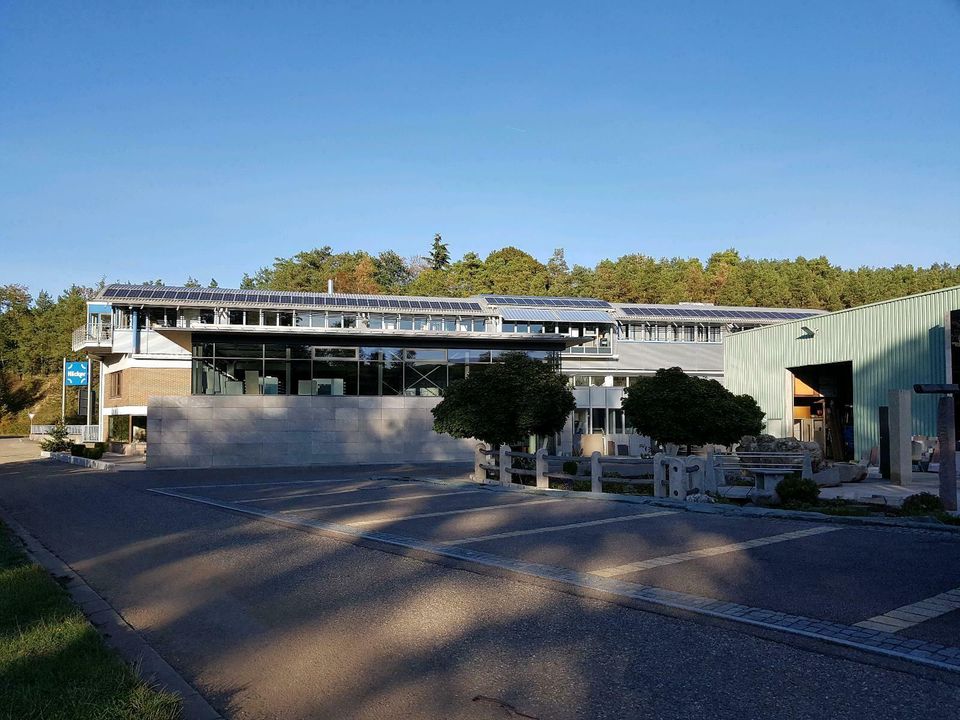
[327,279,334,294]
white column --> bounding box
[888,389,912,485]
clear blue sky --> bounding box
[2,1,959,296]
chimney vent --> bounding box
[327,279,334,294]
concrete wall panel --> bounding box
[148,395,474,469]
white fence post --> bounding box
[653,452,668,497]
[590,451,602,493]
[535,448,549,489]
[499,445,511,486]
[474,443,488,483]
[702,447,717,493]
[684,456,705,494]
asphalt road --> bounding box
[1,441,959,720]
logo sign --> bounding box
[64,361,89,387]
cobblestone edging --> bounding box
[40,451,116,471]
[0,506,223,720]
[149,486,960,675]
[411,477,960,537]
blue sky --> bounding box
[2,1,959,296]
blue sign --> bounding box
[65,361,89,387]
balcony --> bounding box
[72,324,113,352]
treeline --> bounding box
[240,242,960,311]
[0,284,94,378]
[0,283,94,427]
[4,243,960,385]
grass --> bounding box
[0,522,181,720]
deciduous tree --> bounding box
[622,367,764,447]
[432,352,575,448]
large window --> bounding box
[191,342,558,396]
[626,322,724,343]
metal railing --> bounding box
[31,424,101,442]
[71,324,112,351]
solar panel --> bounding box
[620,306,821,321]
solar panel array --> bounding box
[483,295,611,309]
[101,285,484,312]
[619,306,820,321]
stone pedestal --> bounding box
[888,390,912,485]
[937,396,958,511]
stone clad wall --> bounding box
[147,395,475,469]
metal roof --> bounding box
[98,284,487,314]
[615,304,824,323]
[481,295,612,309]
[499,308,615,324]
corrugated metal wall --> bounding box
[724,286,960,458]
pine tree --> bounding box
[40,417,71,452]
[429,233,451,271]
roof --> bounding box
[498,308,615,324]
[95,284,825,325]
[98,284,487,314]
[480,295,612,309]
[613,303,824,323]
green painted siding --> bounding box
[724,286,960,458]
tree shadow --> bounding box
[1,458,959,719]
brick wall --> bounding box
[104,367,191,408]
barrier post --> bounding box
[653,452,668,497]
[474,444,488,483]
[535,448,549,489]
[702,447,718,493]
[499,445,511,486]
[590,451,602,494]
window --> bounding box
[148,307,178,328]
[228,309,245,325]
[108,371,122,398]
[191,341,556,396]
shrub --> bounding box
[70,443,86,457]
[85,446,104,460]
[775,476,820,505]
[562,460,578,476]
[900,492,944,516]
[39,418,71,452]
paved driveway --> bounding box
[1,442,959,720]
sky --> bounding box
[2,1,959,296]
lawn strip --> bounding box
[0,521,181,720]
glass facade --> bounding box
[191,340,558,396]
[625,322,724,343]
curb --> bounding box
[40,450,116,471]
[0,507,223,720]
[413,477,960,536]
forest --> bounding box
[2,239,960,430]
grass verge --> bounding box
[0,521,181,720]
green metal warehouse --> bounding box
[724,285,960,462]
